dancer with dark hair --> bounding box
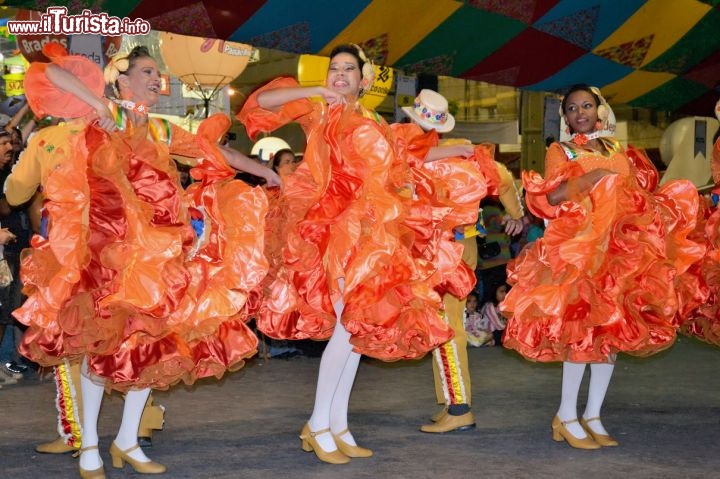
[501,84,704,449]
[239,44,465,464]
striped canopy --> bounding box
[5,0,720,115]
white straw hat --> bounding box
[402,89,455,133]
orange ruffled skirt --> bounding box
[680,197,720,346]
[16,116,267,391]
[501,170,704,363]
[240,80,471,360]
[394,125,499,297]
[257,124,455,359]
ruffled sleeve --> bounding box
[391,123,436,168]
[473,143,500,194]
[24,43,105,119]
[237,77,316,140]
[522,142,585,220]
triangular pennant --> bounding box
[401,54,455,77]
[357,33,389,66]
[534,6,599,51]
[146,3,216,38]
[248,22,311,53]
[466,0,538,24]
[595,34,654,68]
[466,65,521,86]
[684,54,720,88]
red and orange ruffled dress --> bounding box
[681,138,720,345]
[500,138,705,362]
[390,124,502,296]
[238,77,471,360]
[10,64,267,391]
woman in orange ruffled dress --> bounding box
[500,84,705,450]
[681,103,720,345]
[6,45,278,478]
[238,44,462,464]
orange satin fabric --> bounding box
[391,123,498,297]
[238,77,466,360]
[501,139,705,362]
[681,138,720,345]
[24,43,105,119]
[15,114,266,391]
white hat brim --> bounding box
[402,106,455,133]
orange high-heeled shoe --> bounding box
[551,416,601,450]
[580,416,619,447]
[78,445,105,479]
[109,442,166,474]
[299,423,350,464]
[332,429,373,458]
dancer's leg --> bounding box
[114,388,153,462]
[307,282,354,452]
[36,361,83,453]
[78,358,105,471]
[583,362,615,436]
[328,328,361,446]
[556,361,588,438]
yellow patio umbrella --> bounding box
[159,32,254,117]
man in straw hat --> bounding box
[395,89,524,433]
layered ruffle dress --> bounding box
[238,77,471,360]
[390,124,499,297]
[681,138,720,345]
[9,109,267,391]
[500,138,705,362]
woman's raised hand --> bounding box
[316,86,346,105]
[93,104,118,132]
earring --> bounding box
[565,125,570,134]
[595,120,602,130]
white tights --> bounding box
[79,358,154,471]
[557,361,615,438]
[308,281,361,452]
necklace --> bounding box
[570,131,602,146]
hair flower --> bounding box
[351,43,375,96]
[103,53,130,85]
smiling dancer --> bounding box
[239,44,465,464]
[7,44,277,478]
[500,84,704,449]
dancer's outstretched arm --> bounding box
[44,65,116,131]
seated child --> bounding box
[464,292,493,347]
[479,283,509,347]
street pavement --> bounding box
[2,336,719,478]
